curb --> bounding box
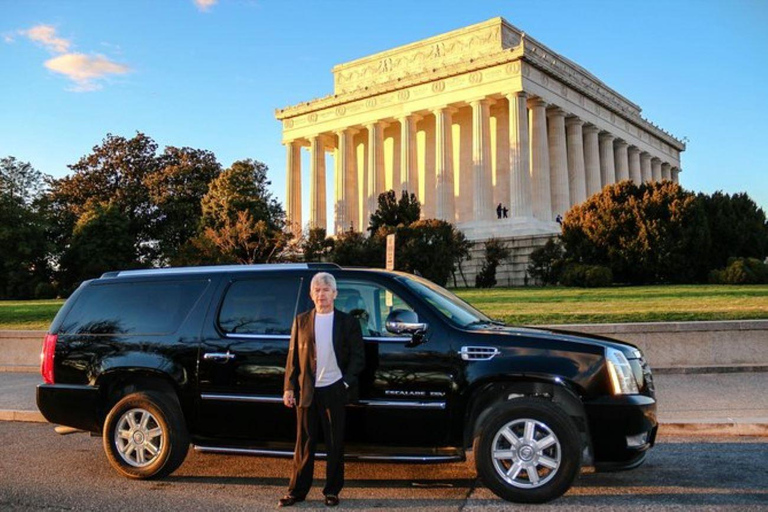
[658,422,768,436]
[0,409,46,423]
[654,365,768,375]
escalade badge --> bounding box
[385,390,446,397]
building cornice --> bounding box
[275,17,685,151]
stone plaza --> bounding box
[275,17,685,284]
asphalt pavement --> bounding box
[2,422,767,510]
[1,370,767,434]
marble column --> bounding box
[628,146,642,183]
[334,129,358,233]
[583,125,601,196]
[471,98,493,221]
[614,140,630,182]
[598,132,616,187]
[434,106,456,222]
[399,114,418,196]
[366,122,384,223]
[671,167,680,183]
[527,97,552,221]
[507,91,532,218]
[640,152,652,183]
[565,116,587,206]
[651,158,662,182]
[661,162,672,181]
[285,140,302,236]
[309,135,327,230]
[547,107,569,219]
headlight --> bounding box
[606,348,639,395]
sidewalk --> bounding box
[2,371,767,435]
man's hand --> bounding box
[283,390,296,408]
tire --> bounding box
[474,398,582,503]
[103,390,189,479]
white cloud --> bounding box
[23,25,71,53]
[44,53,130,92]
[3,33,15,44]
[194,0,218,12]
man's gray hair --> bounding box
[310,272,337,291]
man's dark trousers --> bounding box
[288,379,346,498]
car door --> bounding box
[335,274,458,448]
[195,272,303,443]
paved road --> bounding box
[1,422,767,510]
[4,371,768,425]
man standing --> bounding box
[280,272,365,507]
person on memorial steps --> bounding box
[279,272,365,508]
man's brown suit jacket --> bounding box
[284,308,365,407]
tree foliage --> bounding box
[475,238,511,288]
[368,190,421,233]
[58,203,137,294]
[187,159,288,264]
[527,238,565,286]
[561,181,710,284]
[697,191,768,273]
[145,146,222,263]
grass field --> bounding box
[1,285,767,330]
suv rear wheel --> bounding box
[103,391,189,479]
[474,398,581,503]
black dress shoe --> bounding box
[324,495,340,507]
[278,495,304,507]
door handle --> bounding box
[203,351,236,362]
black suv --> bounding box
[37,263,656,503]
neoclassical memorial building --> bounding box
[275,17,685,284]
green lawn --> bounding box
[1,285,767,330]
[454,285,768,325]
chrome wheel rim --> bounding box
[491,418,561,489]
[114,408,164,468]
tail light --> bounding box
[41,333,57,384]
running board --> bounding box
[193,444,464,463]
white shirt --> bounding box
[314,311,342,388]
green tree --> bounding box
[0,157,52,298]
[1,156,46,205]
[475,238,511,288]
[47,132,161,264]
[561,181,710,284]
[396,219,471,287]
[527,238,565,286]
[146,146,222,263]
[697,191,768,272]
[188,159,288,264]
[329,228,379,267]
[368,190,421,232]
[58,204,136,294]
[302,227,334,262]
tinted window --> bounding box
[335,280,415,337]
[60,280,209,335]
[218,277,301,335]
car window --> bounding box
[60,280,209,335]
[218,277,301,336]
[335,280,414,338]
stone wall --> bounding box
[455,233,554,288]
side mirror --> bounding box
[385,309,427,334]
[385,309,428,342]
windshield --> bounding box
[398,274,497,328]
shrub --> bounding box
[561,181,710,284]
[698,192,768,273]
[709,257,768,284]
[475,238,511,288]
[527,238,565,285]
[34,282,57,299]
[560,263,613,288]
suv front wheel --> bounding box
[474,398,581,503]
[103,390,189,479]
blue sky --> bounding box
[2,0,767,225]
